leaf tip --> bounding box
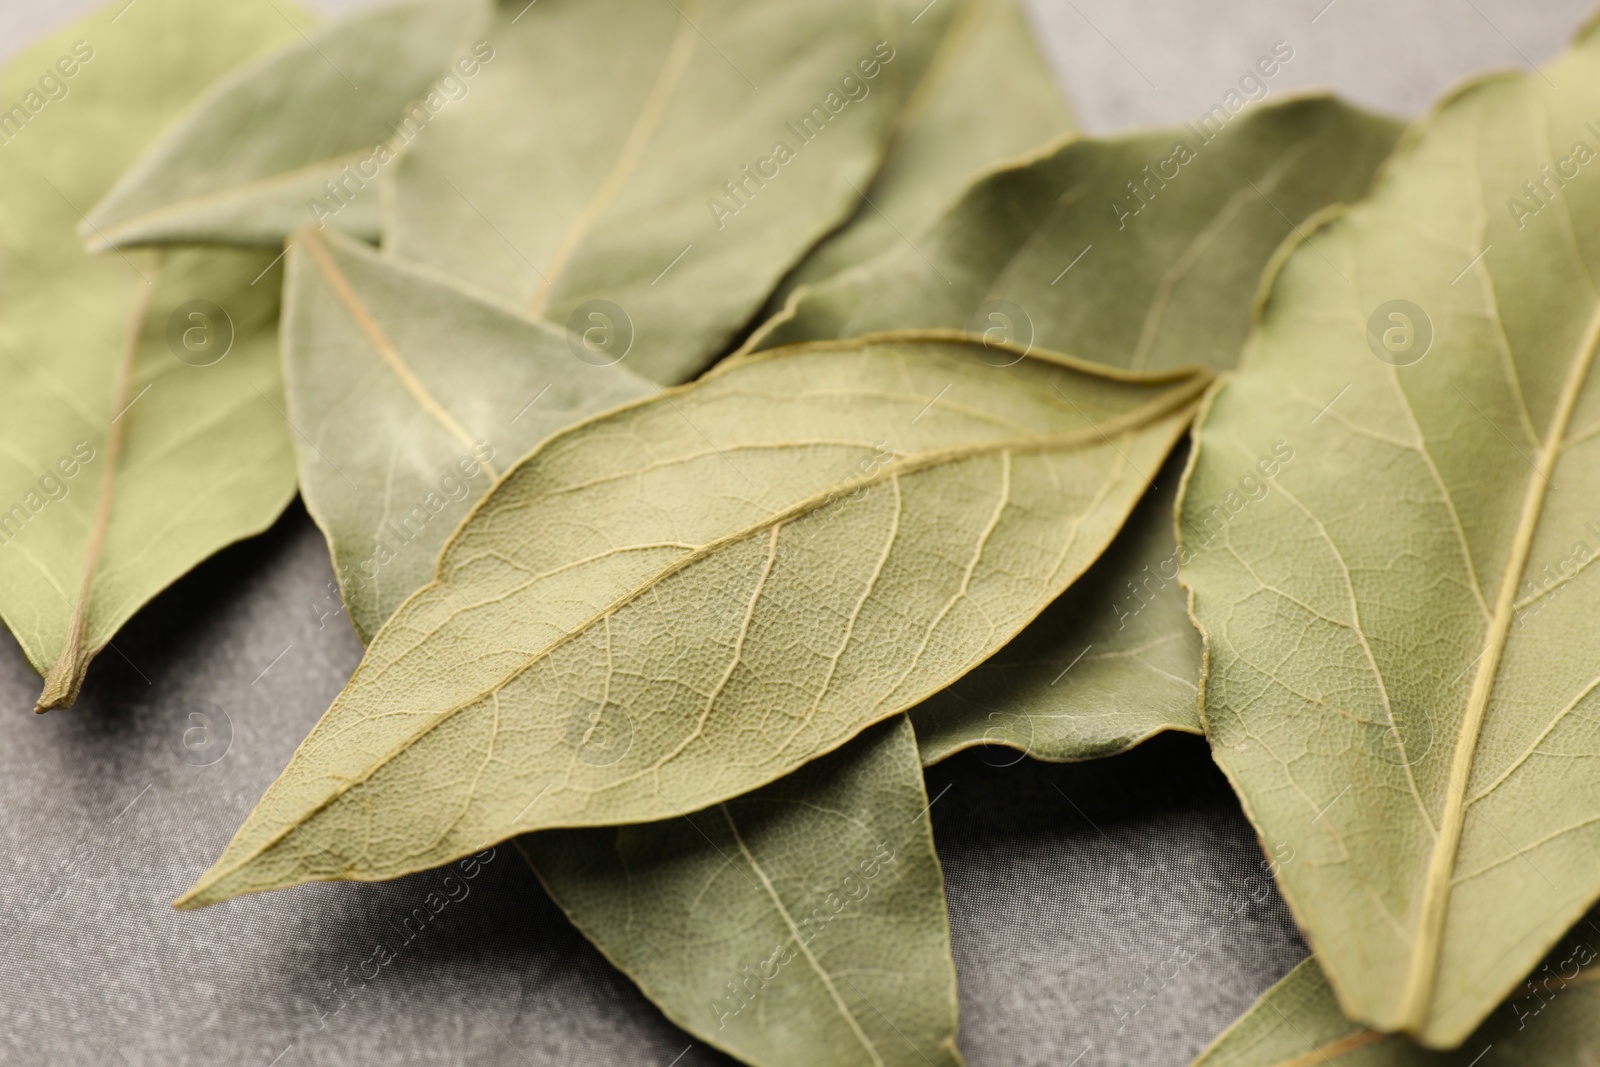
[170,886,206,911]
[172,867,230,910]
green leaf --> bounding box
[746,98,1401,764]
[284,232,960,1064]
[751,95,1403,373]
[0,0,304,710]
[911,448,1202,765]
[176,335,1209,907]
[1180,23,1600,1046]
[523,716,963,1067]
[281,226,653,642]
[1192,915,1600,1066]
[383,0,975,384]
[777,0,1073,294]
[280,239,959,1062]
[81,0,486,250]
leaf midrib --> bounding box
[182,370,1205,901]
[88,148,373,249]
[1398,294,1600,1028]
[297,227,498,477]
[35,251,163,712]
[523,0,703,316]
[720,803,888,1066]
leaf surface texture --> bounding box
[282,227,653,642]
[911,449,1203,764]
[752,98,1402,764]
[0,0,302,709]
[751,96,1403,374]
[82,0,485,249]
[1192,914,1600,1066]
[285,234,964,1065]
[384,0,970,383]
[524,717,964,1067]
[178,335,1208,906]
[777,0,1072,294]
[1181,24,1600,1045]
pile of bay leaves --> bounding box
[5,0,1600,1062]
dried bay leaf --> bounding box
[281,227,653,643]
[911,448,1202,765]
[746,98,1402,764]
[82,0,486,250]
[177,335,1210,906]
[523,717,963,1067]
[750,95,1403,372]
[1180,22,1600,1046]
[1,0,303,710]
[283,235,959,1064]
[777,0,1073,293]
[1192,910,1600,1066]
[384,0,970,384]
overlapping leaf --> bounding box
[749,96,1403,372]
[747,98,1402,762]
[0,0,302,710]
[1193,910,1600,1065]
[177,335,1209,907]
[283,233,966,1064]
[281,227,652,642]
[82,0,485,249]
[280,249,960,1066]
[911,448,1202,764]
[1180,22,1600,1046]
[383,0,971,384]
[776,0,1072,293]
[524,717,963,1067]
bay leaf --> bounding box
[749,95,1403,373]
[176,335,1210,907]
[1192,911,1600,1065]
[1,0,304,710]
[747,98,1401,765]
[911,446,1202,765]
[281,226,652,643]
[382,0,971,384]
[777,0,1072,293]
[81,0,486,250]
[1179,21,1600,1046]
[523,716,963,1067]
[283,232,959,1064]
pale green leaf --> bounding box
[747,98,1401,764]
[383,0,974,384]
[284,232,958,1064]
[1192,913,1600,1066]
[750,95,1403,374]
[177,335,1209,907]
[776,0,1072,294]
[1180,23,1600,1046]
[0,0,303,710]
[81,0,485,250]
[523,716,963,1067]
[911,448,1202,765]
[281,226,653,642]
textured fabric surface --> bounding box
[1,2,1594,1065]
[929,741,1307,1067]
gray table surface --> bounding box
[1,1,1593,1064]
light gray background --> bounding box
[1,1,1594,1065]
